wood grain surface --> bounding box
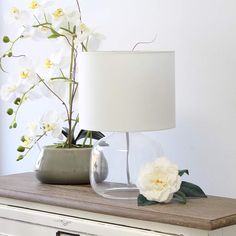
[0,172,235,230]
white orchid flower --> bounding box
[75,23,92,44]
[75,23,105,50]
[36,48,69,99]
[28,0,53,24]
[86,32,106,51]
[31,26,51,40]
[2,58,43,101]
[17,25,51,40]
[21,122,40,146]
[28,0,53,12]
[17,57,39,85]
[0,76,24,102]
[6,6,32,26]
[36,49,69,99]
[51,7,80,30]
[37,49,69,78]
[40,111,64,139]
[27,122,39,137]
[21,135,33,147]
[0,74,41,103]
[39,78,68,102]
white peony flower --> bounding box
[40,110,64,139]
[137,157,181,203]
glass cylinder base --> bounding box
[90,132,163,199]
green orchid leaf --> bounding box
[62,127,75,144]
[50,28,60,35]
[48,34,61,39]
[75,130,105,143]
[62,128,105,145]
[48,28,62,39]
[173,191,187,204]
[137,194,158,206]
[179,169,189,177]
[180,181,207,198]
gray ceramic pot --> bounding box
[35,147,92,184]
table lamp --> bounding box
[78,51,175,199]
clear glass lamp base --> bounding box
[90,132,163,199]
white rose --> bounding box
[137,157,181,203]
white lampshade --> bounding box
[78,51,175,132]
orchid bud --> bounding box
[3,36,10,43]
[7,108,13,115]
[14,97,21,105]
[17,155,24,161]
[17,146,25,152]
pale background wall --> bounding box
[0,0,236,198]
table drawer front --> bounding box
[0,205,180,236]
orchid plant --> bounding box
[0,0,105,161]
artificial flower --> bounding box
[6,6,32,26]
[40,111,64,139]
[0,0,104,161]
[137,157,181,203]
[21,135,33,147]
[17,57,39,85]
[0,76,24,102]
[51,6,80,30]
[27,122,38,137]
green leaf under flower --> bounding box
[138,194,158,206]
[173,191,187,204]
[137,180,207,206]
[179,181,207,198]
[179,169,189,176]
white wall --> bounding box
[0,0,236,198]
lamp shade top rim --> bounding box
[79,51,174,54]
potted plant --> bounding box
[0,0,106,184]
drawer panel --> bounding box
[0,204,181,236]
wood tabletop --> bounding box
[0,172,235,231]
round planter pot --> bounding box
[35,147,92,184]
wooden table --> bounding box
[0,172,235,236]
